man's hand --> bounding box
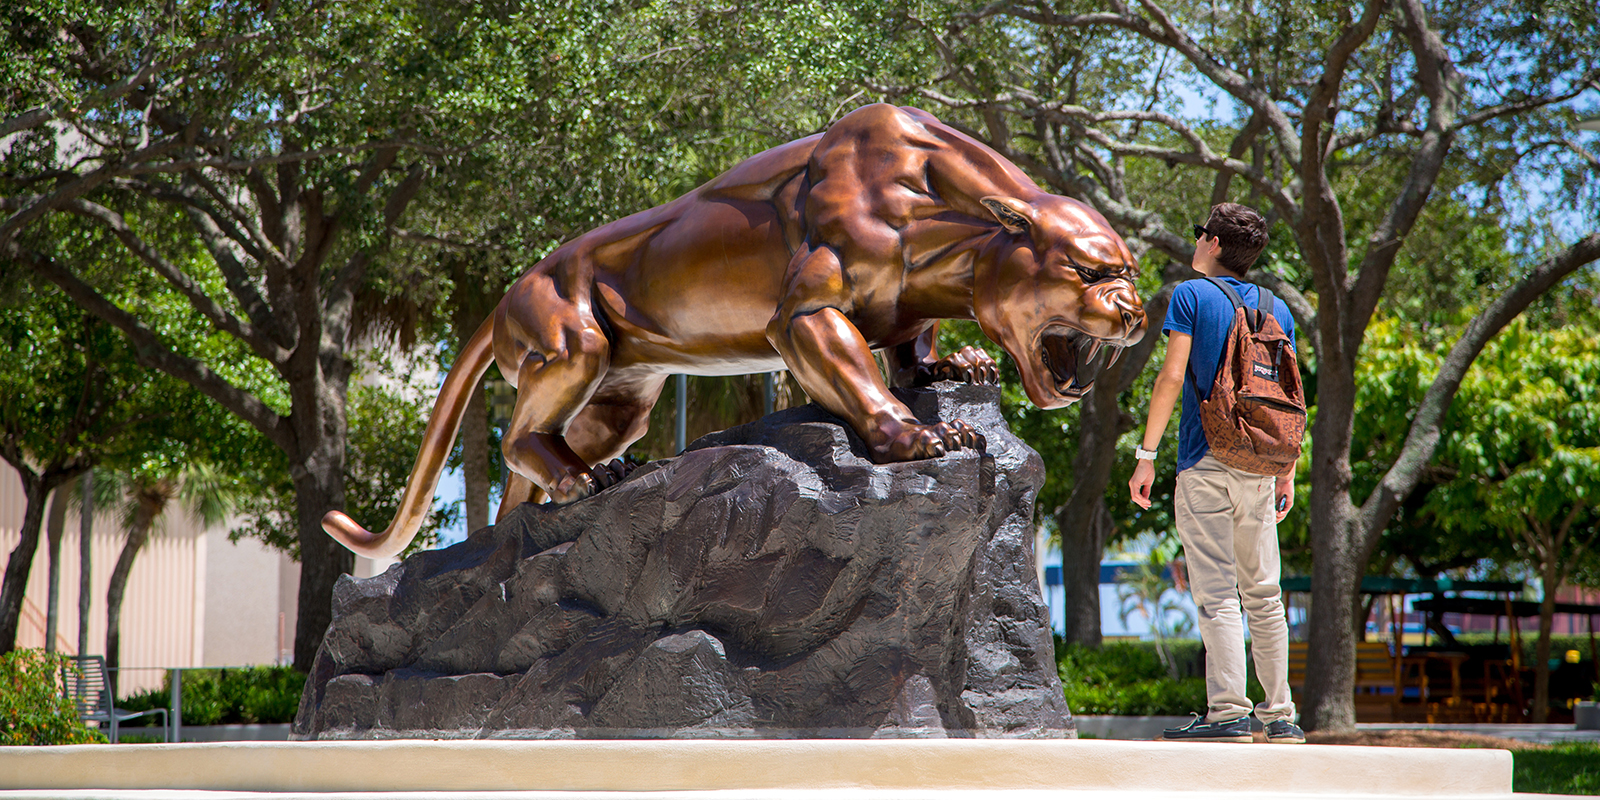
[1129,459,1156,509]
[1274,473,1294,522]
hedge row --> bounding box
[116,666,305,726]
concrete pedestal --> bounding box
[0,738,1513,799]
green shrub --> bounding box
[0,650,106,745]
[1057,641,1208,715]
[117,666,305,726]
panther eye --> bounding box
[1071,262,1112,285]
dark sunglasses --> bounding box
[1192,224,1214,241]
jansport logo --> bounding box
[1251,362,1277,380]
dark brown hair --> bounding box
[1205,203,1269,276]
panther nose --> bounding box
[1099,281,1147,345]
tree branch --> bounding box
[124,140,457,176]
[111,176,285,340]
[1212,111,1266,205]
[995,0,1303,163]
[1025,105,1299,218]
[0,107,53,140]
[1344,0,1463,352]
[1455,74,1600,131]
[1561,138,1600,171]
[55,197,291,364]
[9,242,291,450]
[0,138,183,245]
[1127,0,1305,163]
[393,228,507,251]
[2,29,270,142]
[325,163,427,323]
[182,170,291,269]
[1301,0,1388,174]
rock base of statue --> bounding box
[294,383,1072,739]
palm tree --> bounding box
[1116,535,1195,680]
[96,463,237,698]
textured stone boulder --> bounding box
[295,383,1072,739]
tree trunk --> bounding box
[450,260,500,533]
[293,470,355,671]
[1532,564,1559,724]
[78,471,93,658]
[463,380,490,533]
[1304,521,1366,732]
[1053,367,1124,647]
[44,478,74,653]
[0,470,51,652]
[288,387,355,671]
[1303,363,1365,732]
[104,497,160,700]
[1057,499,1111,647]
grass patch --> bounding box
[1515,743,1600,796]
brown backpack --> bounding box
[1197,277,1306,477]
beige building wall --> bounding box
[200,530,298,668]
[3,460,399,695]
[0,463,409,695]
[1,466,213,693]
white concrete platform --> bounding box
[0,739,1515,799]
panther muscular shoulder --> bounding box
[325,104,1146,558]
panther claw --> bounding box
[926,346,1000,386]
[549,459,639,504]
[873,418,986,462]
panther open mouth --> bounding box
[1039,326,1123,400]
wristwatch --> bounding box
[1134,446,1158,461]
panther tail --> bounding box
[321,314,496,559]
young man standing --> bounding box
[1127,203,1303,744]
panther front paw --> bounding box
[920,345,1000,386]
[869,419,986,463]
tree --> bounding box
[41,476,74,653]
[877,0,1600,730]
[0,279,179,652]
[0,2,559,667]
[96,463,238,698]
[1398,322,1600,721]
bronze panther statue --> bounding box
[324,104,1146,558]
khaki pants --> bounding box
[1174,454,1295,724]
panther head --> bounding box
[973,194,1147,410]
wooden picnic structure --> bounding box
[1281,577,1600,723]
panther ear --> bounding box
[980,196,1033,234]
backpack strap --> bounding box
[1255,287,1279,333]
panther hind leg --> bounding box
[498,291,613,504]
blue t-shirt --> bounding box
[1164,277,1296,472]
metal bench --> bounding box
[61,655,169,743]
